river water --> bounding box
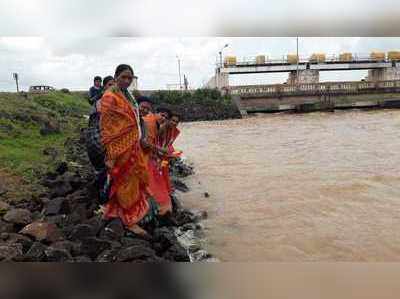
[175,110,400,261]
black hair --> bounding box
[136,96,154,105]
[94,76,102,82]
[171,112,181,120]
[115,64,134,78]
[102,76,114,87]
[156,107,172,118]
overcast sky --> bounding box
[0,0,399,91]
[1,37,399,91]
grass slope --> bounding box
[0,91,90,197]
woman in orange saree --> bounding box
[158,113,181,195]
[100,64,158,235]
[142,106,173,215]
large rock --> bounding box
[20,222,63,243]
[40,120,60,136]
[0,200,10,213]
[152,227,178,254]
[0,183,7,197]
[116,245,159,262]
[52,241,81,256]
[3,209,32,226]
[0,244,23,261]
[121,237,151,248]
[172,178,189,193]
[25,242,47,262]
[175,209,196,226]
[163,244,190,262]
[69,224,96,241]
[55,162,68,175]
[74,256,92,263]
[99,219,125,241]
[0,220,15,234]
[83,216,105,235]
[63,172,83,191]
[79,237,111,260]
[44,247,72,262]
[96,249,118,262]
[50,180,74,199]
[44,198,71,216]
[6,233,34,253]
[46,214,67,227]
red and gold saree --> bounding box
[100,88,152,227]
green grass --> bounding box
[0,91,90,182]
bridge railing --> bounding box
[230,80,400,97]
[220,53,394,68]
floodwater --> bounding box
[175,109,400,261]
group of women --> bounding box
[95,64,181,236]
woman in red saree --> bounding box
[100,64,158,235]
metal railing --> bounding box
[230,80,400,97]
[218,53,397,68]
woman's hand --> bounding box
[105,159,116,170]
[141,138,151,150]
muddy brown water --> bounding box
[175,109,400,261]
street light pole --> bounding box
[176,55,182,90]
[13,73,19,92]
[217,44,229,89]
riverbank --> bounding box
[137,89,242,122]
[0,91,213,262]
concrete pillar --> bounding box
[366,67,400,81]
[287,70,319,84]
[216,72,229,89]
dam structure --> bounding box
[206,51,400,114]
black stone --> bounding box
[116,245,158,262]
[52,241,81,257]
[0,244,23,261]
[25,242,47,262]
[44,198,71,216]
[96,249,118,262]
[55,162,68,175]
[163,244,190,262]
[44,247,72,262]
[6,233,33,253]
[100,219,125,240]
[80,237,111,260]
[0,220,15,234]
[69,224,96,241]
[121,237,151,249]
[3,208,32,226]
[172,178,189,193]
[49,181,74,199]
[152,227,177,254]
[74,256,92,263]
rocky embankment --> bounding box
[0,129,212,262]
[160,102,242,122]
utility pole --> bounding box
[13,73,19,92]
[183,74,188,90]
[218,44,229,89]
[296,37,299,85]
[176,55,182,90]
